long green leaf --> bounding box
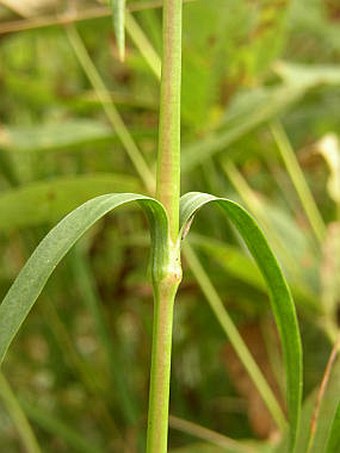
[0,193,168,365]
[0,174,140,231]
[0,120,115,152]
[181,63,340,172]
[180,192,302,450]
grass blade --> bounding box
[66,25,154,193]
[307,336,340,453]
[21,399,103,453]
[0,174,140,231]
[270,121,326,244]
[180,192,303,450]
[111,0,126,61]
[183,243,286,433]
[0,192,168,366]
[0,373,40,453]
[169,415,255,453]
[326,403,340,453]
[125,11,161,80]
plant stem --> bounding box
[147,0,183,451]
[156,0,182,243]
[147,260,181,452]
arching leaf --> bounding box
[0,193,168,365]
[180,192,302,451]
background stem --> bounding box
[0,373,41,453]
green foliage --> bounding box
[0,0,339,452]
[0,193,168,365]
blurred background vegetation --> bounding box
[0,0,339,451]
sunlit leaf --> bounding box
[0,174,140,230]
[0,120,115,152]
[182,63,340,172]
[110,0,126,61]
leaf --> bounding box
[181,0,290,130]
[326,403,340,453]
[0,193,168,366]
[169,441,274,453]
[308,338,340,453]
[180,192,302,450]
[0,174,140,231]
[275,62,340,87]
[169,443,226,453]
[320,222,340,321]
[111,0,126,61]
[169,414,271,453]
[181,83,306,172]
[0,120,115,152]
[317,134,340,204]
[189,233,318,313]
[0,373,40,453]
[188,233,266,291]
[181,63,340,172]
[22,399,102,453]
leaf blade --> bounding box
[0,193,168,365]
[0,174,140,231]
[180,192,303,450]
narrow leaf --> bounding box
[180,192,302,450]
[0,174,140,231]
[326,403,340,453]
[111,0,126,61]
[181,63,340,172]
[0,193,168,365]
[22,399,102,453]
[308,338,340,453]
[0,120,116,152]
[0,373,40,453]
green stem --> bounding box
[156,0,182,243]
[147,1,183,450]
[147,261,181,452]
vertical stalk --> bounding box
[147,0,183,451]
[147,265,181,452]
[156,0,182,242]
